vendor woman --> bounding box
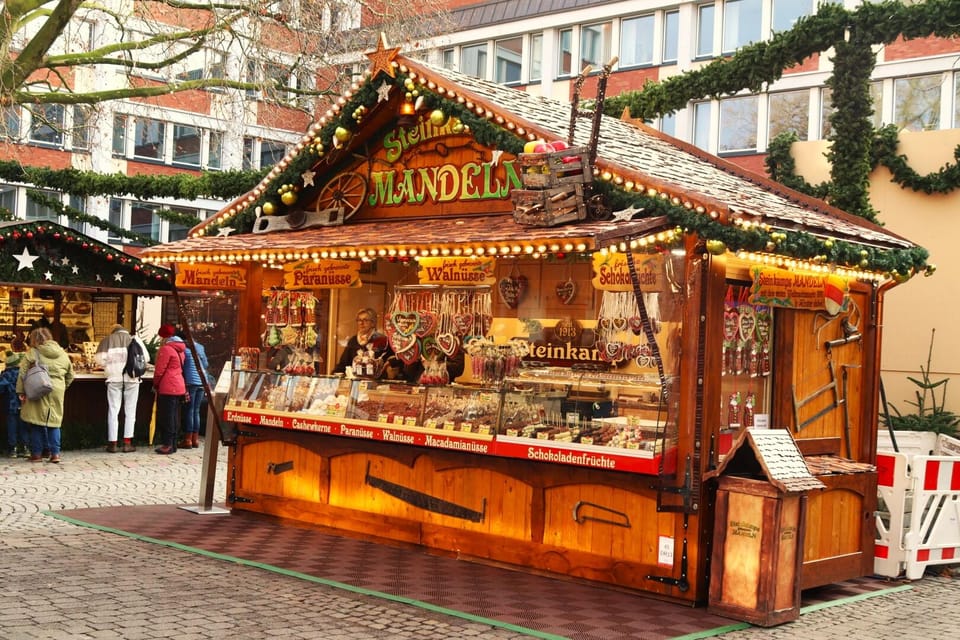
[332,308,388,374]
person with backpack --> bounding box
[177,328,209,449]
[95,324,150,453]
[16,327,73,463]
[0,350,28,457]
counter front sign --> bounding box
[176,264,247,290]
[283,259,361,290]
[748,266,849,313]
[417,257,496,285]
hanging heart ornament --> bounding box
[416,311,437,337]
[555,279,577,305]
[436,332,459,357]
[498,275,528,309]
[389,331,417,355]
[390,311,420,337]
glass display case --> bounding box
[348,380,426,426]
[421,385,502,435]
[498,367,675,454]
[225,371,351,415]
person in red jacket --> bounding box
[152,324,186,454]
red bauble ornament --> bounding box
[82,243,89,249]
[53,233,60,239]
[106,253,113,261]
[25,232,33,239]
[13,232,20,239]
[133,264,141,271]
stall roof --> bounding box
[0,221,172,294]
[141,44,920,273]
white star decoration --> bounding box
[301,169,316,187]
[96,274,102,282]
[60,256,70,266]
[14,248,39,271]
[491,150,503,167]
[611,205,645,222]
[44,271,53,281]
[71,265,79,275]
[217,226,235,237]
[113,273,123,282]
[376,81,392,103]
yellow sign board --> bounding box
[417,257,497,285]
[748,265,849,312]
[283,259,361,290]
[175,264,247,290]
[591,253,663,292]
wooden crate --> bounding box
[512,184,587,227]
[518,146,592,188]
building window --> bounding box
[895,74,941,132]
[173,124,202,166]
[130,202,161,244]
[108,198,124,243]
[663,11,680,64]
[719,95,758,153]
[558,28,573,77]
[693,101,712,150]
[208,131,224,170]
[772,0,812,33]
[243,137,254,170]
[260,140,286,169]
[67,195,86,234]
[697,4,715,58]
[621,15,655,68]
[112,115,127,155]
[660,112,677,137]
[495,37,522,85]
[580,22,611,70]
[441,48,455,70]
[134,118,165,160]
[29,104,65,145]
[207,50,226,80]
[768,90,809,142]
[820,83,881,138]
[0,185,16,216]
[722,0,762,54]
[25,189,60,222]
[461,43,487,79]
[2,106,20,139]
[167,206,198,242]
[529,33,543,81]
[71,106,91,150]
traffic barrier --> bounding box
[875,431,960,579]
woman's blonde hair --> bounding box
[29,326,52,347]
[357,308,378,324]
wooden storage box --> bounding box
[518,146,592,188]
[512,184,587,226]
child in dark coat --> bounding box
[0,351,28,457]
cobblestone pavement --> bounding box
[1,445,958,639]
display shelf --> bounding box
[348,380,426,426]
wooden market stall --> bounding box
[0,220,172,438]
[141,42,928,610]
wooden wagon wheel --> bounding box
[316,172,368,220]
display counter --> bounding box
[222,368,677,475]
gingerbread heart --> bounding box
[436,332,459,357]
[628,316,644,335]
[452,313,474,336]
[389,331,417,355]
[420,336,442,358]
[555,279,577,305]
[612,317,628,332]
[416,311,437,337]
[391,311,419,337]
[395,341,421,365]
[498,275,528,309]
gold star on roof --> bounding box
[365,33,400,79]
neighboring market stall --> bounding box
[0,220,172,439]
[141,41,929,610]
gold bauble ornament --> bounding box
[281,191,297,206]
[429,109,447,127]
[334,127,351,143]
[451,122,464,134]
[263,202,276,215]
[705,239,726,256]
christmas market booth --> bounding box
[0,220,172,443]
[140,42,929,611]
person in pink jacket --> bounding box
[152,324,187,454]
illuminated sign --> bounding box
[283,260,361,290]
[176,264,246,290]
[591,253,663,292]
[417,257,497,285]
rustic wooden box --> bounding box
[511,184,587,226]
[708,475,805,627]
[518,146,592,188]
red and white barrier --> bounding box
[875,431,960,579]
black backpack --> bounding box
[124,339,147,378]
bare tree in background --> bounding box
[0,0,452,134]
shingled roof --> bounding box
[142,48,916,263]
[706,428,826,494]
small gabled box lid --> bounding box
[705,428,826,494]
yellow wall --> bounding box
[792,132,960,416]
